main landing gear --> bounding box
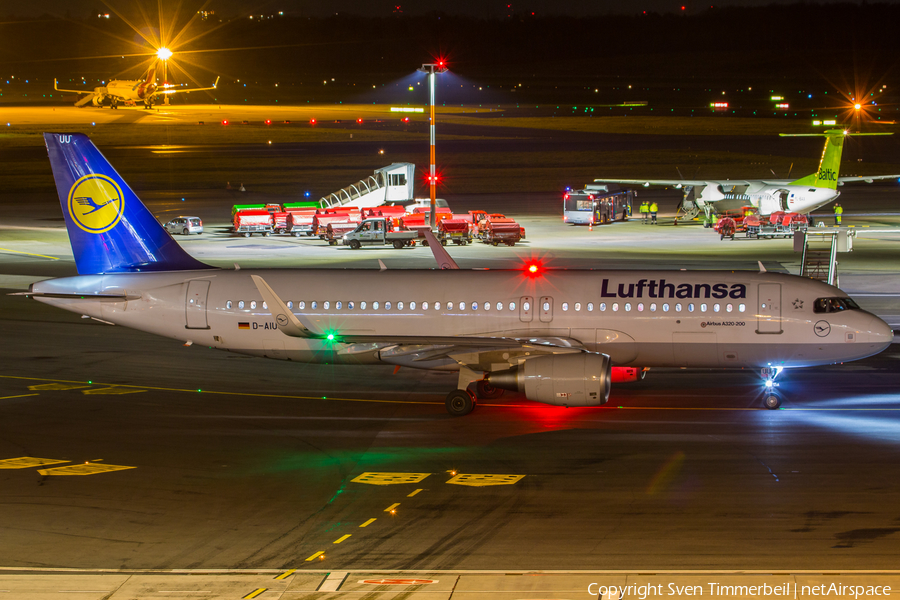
[444,368,507,416]
[761,367,783,409]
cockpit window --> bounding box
[814,297,861,313]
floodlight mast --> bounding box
[417,61,448,228]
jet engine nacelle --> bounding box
[487,353,611,407]
[611,366,645,383]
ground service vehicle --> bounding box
[284,207,317,236]
[343,218,418,249]
[164,216,203,235]
[483,215,522,246]
[438,218,471,245]
[314,211,361,237]
[31,134,894,417]
[272,212,292,234]
[233,210,273,237]
[564,184,633,225]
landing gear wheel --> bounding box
[476,380,504,400]
[445,389,476,416]
[764,394,781,410]
[349,239,361,250]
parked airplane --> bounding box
[54,65,219,109]
[22,133,893,415]
[595,130,899,221]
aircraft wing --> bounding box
[153,76,219,97]
[837,174,900,184]
[53,79,94,94]
[251,274,587,364]
[593,178,751,187]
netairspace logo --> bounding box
[586,582,892,599]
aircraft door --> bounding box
[757,283,782,334]
[185,279,210,329]
[539,296,553,323]
[519,296,533,322]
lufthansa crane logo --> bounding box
[67,174,124,234]
[814,320,831,337]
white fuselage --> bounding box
[32,269,892,372]
[696,182,838,215]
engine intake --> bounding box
[487,353,611,407]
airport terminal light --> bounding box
[417,60,448,227]
[156,47,173,61]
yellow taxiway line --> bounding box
[0,247,59,260]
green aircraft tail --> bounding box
[780,130,892,190]
[783,129,845,190]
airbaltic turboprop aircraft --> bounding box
[25,133,893,415]
[595,130,900,220]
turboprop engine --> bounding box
[487,353,611,407]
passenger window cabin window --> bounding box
[509,302,516,311]
[575,303,582,312]
[373,301,379,309]
[398,301,404,310]
[472,302,478,311]
[700,303,708,312]
[587,303,594,311]
[385,301,392,310]
[226,301,233,309]
[312,301,318,309]
[336,301,342,309]
[349,301,355,309]
[600,303,607,311]
[562,302,569,311]
[483,302,490,311]
[688,303,694,312]
[713,304,720,312]
[262,302,268,309]
[360,301,367,309]
[662,303,669,312]
[422,302,428,310]
[238,301,244,309]
[523,302,531,311]
[286,301,292,309]
[726,303,733,312]
[675,303,681,312]
[542,302,550,311]
[410,301,416,310]
[299,301,306,309]
[637,303,644,312]
[324,301,330,309]
[612,303,619,312]
[446,301,453,310]
[459,302,465,310]
[739,303,746,312]
[625,303,632,312]
[250,301,257,309]
[650,303,657,312]
[496,302,503,311]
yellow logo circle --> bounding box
[67,174,124,234]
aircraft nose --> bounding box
[867,315,894,350]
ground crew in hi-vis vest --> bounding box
[640,200,650,224]
[650,201,659,224]
[834,202,843,225]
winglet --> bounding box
[250,275,313,338]
[758,261,767,273]
[422,228,459,269]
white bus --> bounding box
[563,184,633,225]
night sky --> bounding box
[7,0,900,18]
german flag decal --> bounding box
[238,322,250,330]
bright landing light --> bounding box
[157,47,173,61]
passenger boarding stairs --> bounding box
[797,228,853,288]
[319,163,415,209]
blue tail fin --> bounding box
[44,133,213,274]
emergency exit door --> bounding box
[185,279,210,329]
[539,296,553,323]
[757,283,782,334]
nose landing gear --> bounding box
[761,367,783,409]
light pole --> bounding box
[156,47,172,105]
[417,60,447,228]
